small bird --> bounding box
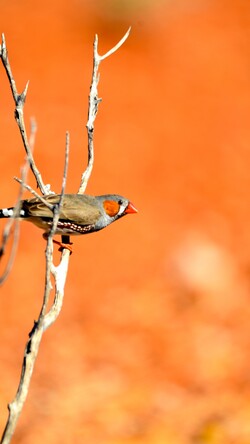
[0,194,137,249]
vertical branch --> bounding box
[0,163,26,284]
[0,118,37,284]
[0,34,51,195]
[39,131,70,323]
[78,27,131,194]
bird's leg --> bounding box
[42,233,73,253]
[59,235,73,253]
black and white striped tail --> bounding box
[0,207,26,218]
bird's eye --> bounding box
[118,199,123,206]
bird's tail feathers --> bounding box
[0,207,25,218]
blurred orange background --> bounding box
[1,0,250,442]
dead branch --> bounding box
[40,131,70,326]
[0,118,37,284]
[0,34,51,195]
[0,133,70,444]
[78,27,131,194]
[0,29,131,444]
[13,177,55,210]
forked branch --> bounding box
[78,27,131,194]
[0,29,131,444]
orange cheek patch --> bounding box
[103,200,120,217]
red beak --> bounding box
[125,201,138,214]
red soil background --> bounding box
[1,0,250,442]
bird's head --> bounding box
[96,194,138,228]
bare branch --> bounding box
[39,130,70,323]
[0,27,130,443]
[13,177,54,210]
[59,131,70,201]
[0,116,37,284]
[0,164,27,284]
[98,27,131,61]
[28,117,37,152]
[1,324,43,444]
[42,248,70,330]
[0,34,50,195]
[78,27,131,194]
[0,133,71,444]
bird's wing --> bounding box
[22,194,101,226]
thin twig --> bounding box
[0,34,50,195]
[28,117,37,152]
[0,117,37,284]
[0,166,26,284]
[98,27,131,61]
[1,324,43,444]
[40,131,70,325]
[78,27,131,194]
[13,178,54,210]
[42,248,70,330]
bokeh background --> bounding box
[1,0,250,442]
